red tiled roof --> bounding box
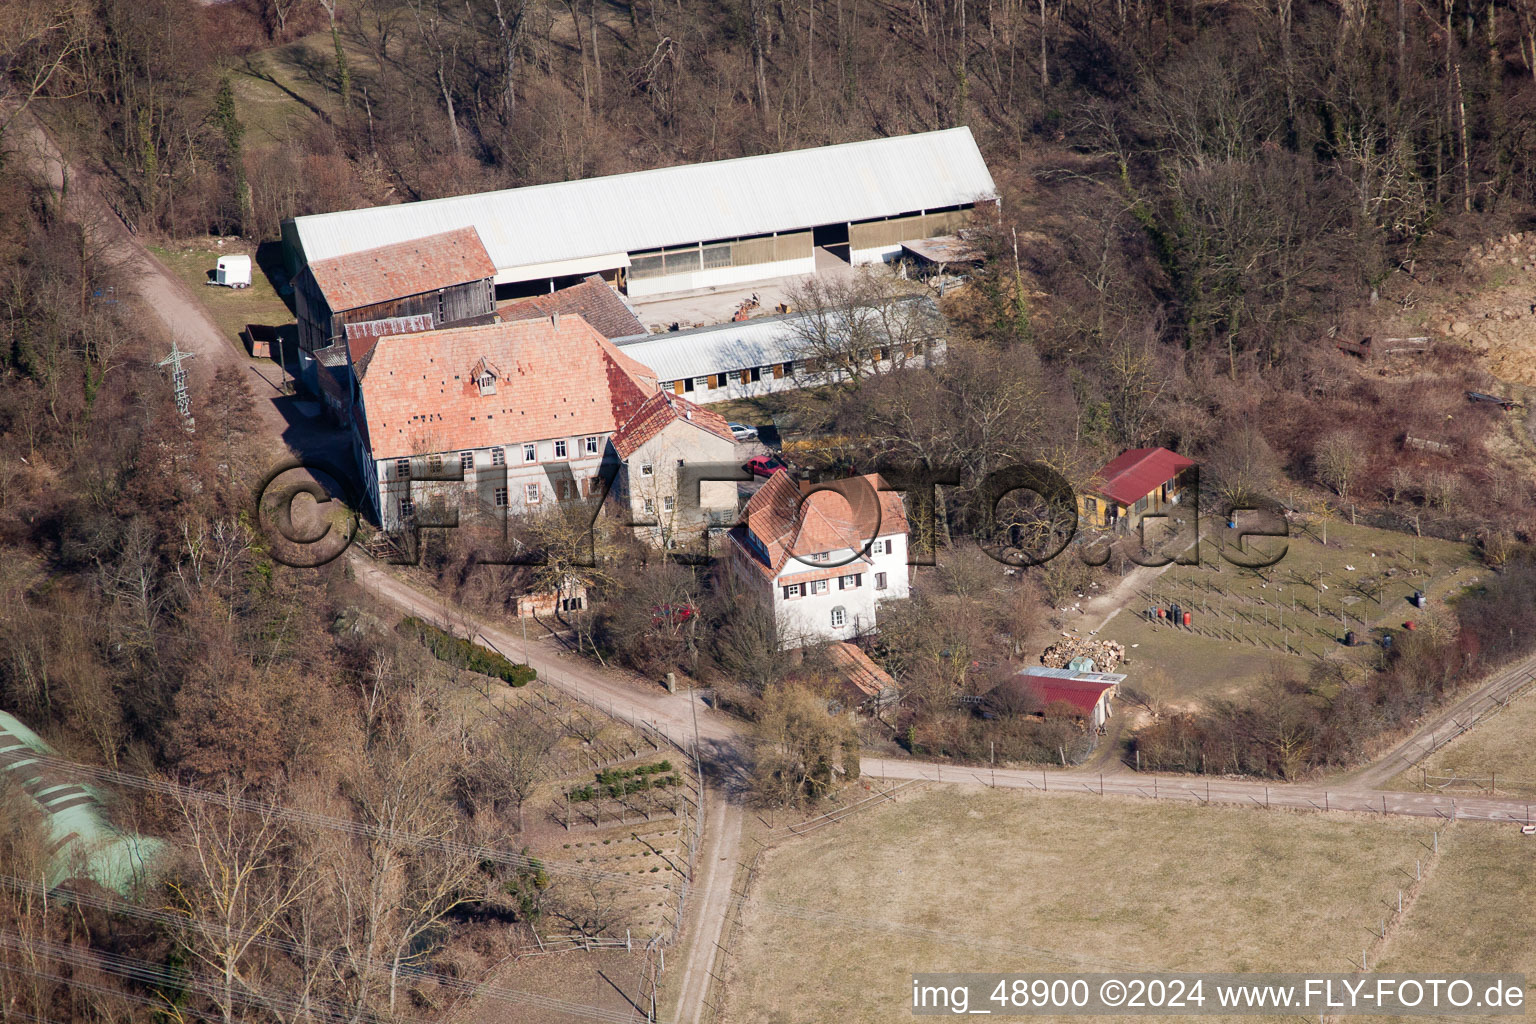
[1012,671,1115,716]
[731,472,908,578]
[1088,447,1195,507]
[611,392,735,459]
[500,276,648,340]
[308,227,495,313]
[357,317,657,460]
[827,642,895,700]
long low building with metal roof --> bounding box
[615,296,945,403]
[282,128,997,300]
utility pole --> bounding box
[157,340,196,429]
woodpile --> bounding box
[1041,637,1125,672]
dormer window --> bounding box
[472,357,500,395]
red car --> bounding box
[746,454,789,477]
[651,604,696,627]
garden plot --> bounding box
[1100,520,1479,702]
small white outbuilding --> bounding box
[214,254,252,288]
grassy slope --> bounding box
[724,787,1429,1023]
[147,240,294,353]
[1100,521,1479,703]
[1376,822,1536,1021]
[1388,688,1536,796]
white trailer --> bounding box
[214,254,252,288]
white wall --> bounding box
[767,533,909,644]
[849,243,905,266]
[618,420,739,545]
[374,442,612,531]
[624,255,817,298]
[667,349,944,405]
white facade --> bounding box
[618,298,946,405]
[615,418,739,545]
[373,433,615,531]
[730,525,910,645]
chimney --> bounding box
[551,312,561,329]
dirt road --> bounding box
[8,111,349,461]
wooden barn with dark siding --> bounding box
[293,226,497,351]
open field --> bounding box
[1376,822,1536,1021]
[721,787,1435,1023]
[1387,688,1536,797]
[1099,519,1480,704]
[147,239,294,353]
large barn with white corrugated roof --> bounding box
[282,128,997,302]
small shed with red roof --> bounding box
[985,667,1125,732]
[1078,447,1195,531]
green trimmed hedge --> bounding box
[567,761,681,802]
[397,617,536,686]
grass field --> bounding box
[147,239,294,353]
[1100,519,1480,704]
[721,787,1434,1023]
[1388,688,1536,797]
[1376,823,1536,1022]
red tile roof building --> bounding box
[353,315,659,529]
[610,392,739,546]
[826,642,900,712]
[726,472,910,645]
[294,227,497,352]
[500,276,648,341]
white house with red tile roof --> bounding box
[609,392,739,546]
[726,472,910,645]
[352,314,657,529]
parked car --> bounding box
[728,422,759,441]
[651,604,697,627]
[746,454,789,477]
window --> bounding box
[643,497,655,514]
[477,373,496,395]
[493,487,509,507]
[399,497,415,519]
[839,574,861,590]
[782,583,803,599]
[460,451,474,472]
[663,496,675,512]
[676,458,685,468]
[525,482,541,504]
[810,551,830,563]
[427,454,442,473]
[830,606,847,629]
[883,538,894,555]
[693,377,709,391]
[523,444,537,463]
[491,447,506,466]
[395,458,411,479]
[554,439,568,459]
[808,579,829,595]
[584,436,600,455]
[557,480,573,501]
[875,572,888,590]
[641,463,654,477]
